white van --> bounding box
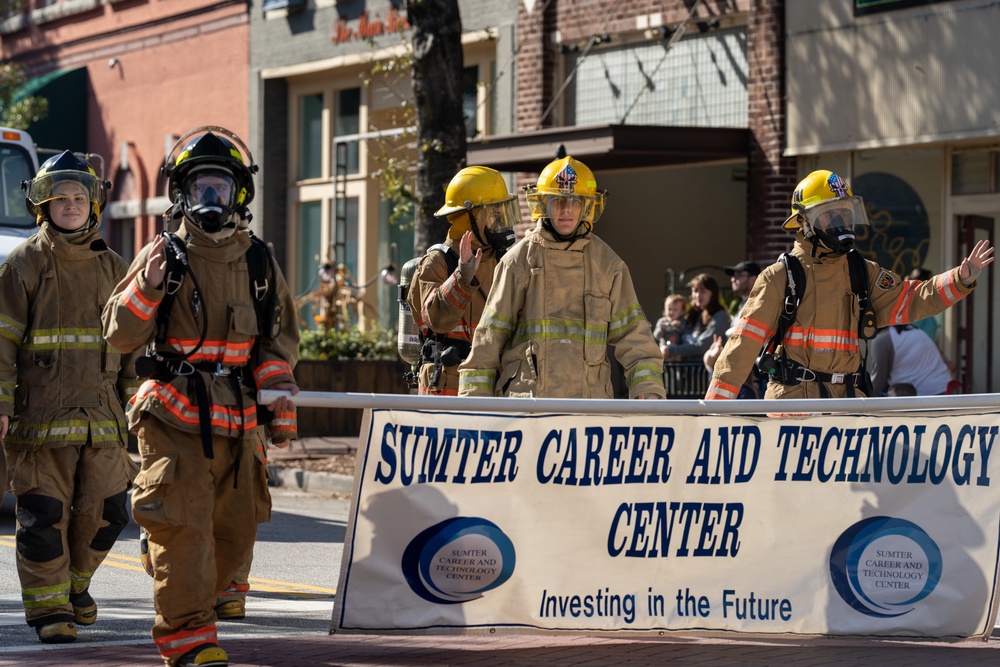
[0,127,41,263]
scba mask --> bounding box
[470,195,520,257]
[181,168,239,234]
[798,195,868,255]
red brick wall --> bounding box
[746,0,797,263]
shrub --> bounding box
[299,325,398,361]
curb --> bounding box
[267,465,354,494]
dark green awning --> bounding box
[13,67,88,155]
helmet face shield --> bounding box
[473,195,521,234]
[526,190,606,227]
[25,170,105,218]
[800,195,868,254]
[471,195,520,257]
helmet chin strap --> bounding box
[542,218,589,242]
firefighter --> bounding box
[706,169,994,400]
[458,155,665,399]
[0,151,141,643]
[101,128,299,667]
[406,166,519,394]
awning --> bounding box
[13,67,88,155]
[466,124,750,173]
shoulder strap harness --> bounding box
[755,249,876,396]
[136,231,280,461]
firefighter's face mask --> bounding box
[471,195,520,257]
[799,195,869,255]
[181,168,239,233]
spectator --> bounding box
[458,155,664,399]
[724,260,762,319]
[664,273,731,362]
[869,324,954,396]
[653,294,689,355]
[888,382,917,397]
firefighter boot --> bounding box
[175,643,229,666]
[36,621,78,644]
[214,599,246,620]
[70,589,98,625]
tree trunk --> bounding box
[405,0,466,256]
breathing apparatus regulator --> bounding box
[397,257,423,388]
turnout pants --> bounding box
[6,438,133,627]
[131,417,268,665]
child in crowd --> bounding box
[653,294,688,354]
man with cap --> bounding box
[724,260,761,319]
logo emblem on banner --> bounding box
[401,517,516,604]
[829,516,942,618]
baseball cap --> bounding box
[724,261,762,276]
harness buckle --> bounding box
[165,272,184,296]
[167,360,195,376]
[794,367,817,383]
[783,295,798,316]
[831,372,845,384]
[254,278,269,302]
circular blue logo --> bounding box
[401,517,516,605]
[829,516,942,618]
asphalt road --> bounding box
[0,486,348,653]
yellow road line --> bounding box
[0,536,335,595]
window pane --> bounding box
[463,66,479,138]
[335,88,360,175]
[297,201,323,328]
[951,151,991,195]
[298,93,323,180]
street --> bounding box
[0,487,348,657]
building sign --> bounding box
[855,0,957,16]
[334,407,1000,638]
[332,9,409,45]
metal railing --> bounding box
[663,360,710,400]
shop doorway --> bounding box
[957,215,995,393]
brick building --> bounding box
[0,0,249,260]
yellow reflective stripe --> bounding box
[0,312,24,343]
[24,327,104,350]
[511,319,607,344]
[70,566,95,588]
[609,303,647,338]
[23,582,70,608]
[458,369,496,392]
[627,363,664,388]
[479,307,515,334]
[8,419,124,445]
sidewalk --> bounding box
[4,628,1000,666]
[265,435,359,494]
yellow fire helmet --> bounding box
[22,151,108,226]
[782,169,869,255]
[436,166,520,255]
[525,155,606,231]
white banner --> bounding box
[332,407,1000,639]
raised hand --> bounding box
[959,239,995,286]
[143,235,168,289]
[458,230,481,283]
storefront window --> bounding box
[335,88,360,175]
[297,200,323,327]
[298,93,323,181]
